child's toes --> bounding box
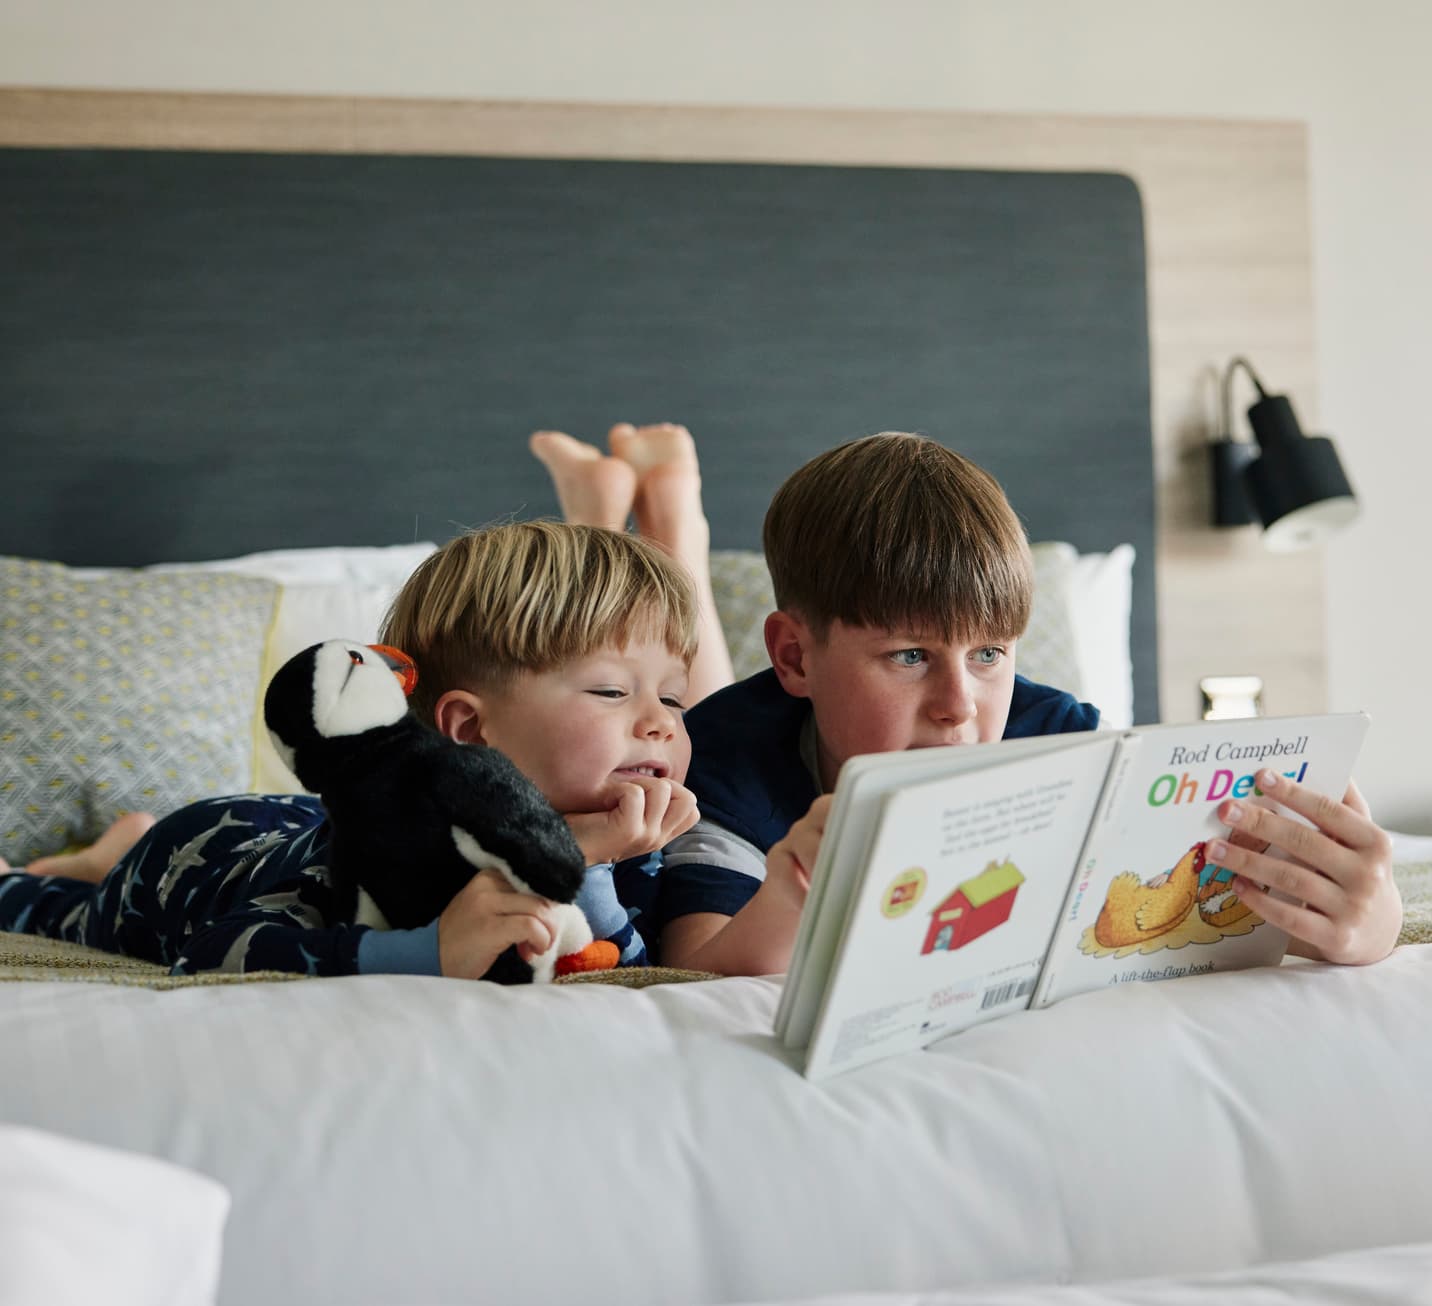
[609,422,698,477]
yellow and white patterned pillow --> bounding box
[0,557,279,864]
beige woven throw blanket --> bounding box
[0,929,715,988]
[3,864,1429,989]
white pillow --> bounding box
[156,544,441,793]
[0,1125,229,1306]
[254,577,434,791]
[1068,543,1135,728]
[1020,542,1085,702]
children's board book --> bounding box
[776,712,1369,1081]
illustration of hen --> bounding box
[1093,842,1204,949]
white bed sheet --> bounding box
[734,1241,1432,1306]
[2,948,1430,1306]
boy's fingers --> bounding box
[512,915,554,959]
[491,891,556,919]
[508,911,555,956]
[476,876,561,938]
[796,829,823,866]
[1222,877,1334,951]
[615,773,671,805]
[1206,838,1341,915]
[613,783,647,830]
[472,866,518,895]
[667,798,700,841]
[660,783,699,835]
[784,822,823,874]
[1218,803,1341,878]
[1249,771,1384,852]
[637,777,675,829]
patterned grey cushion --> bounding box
[709,545,1086,699]
[709,550,778,682]
[1,557,278,864]
[1019,542,1085,699]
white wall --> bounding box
[4,0,1430,829]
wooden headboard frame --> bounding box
[0,89,1323,722]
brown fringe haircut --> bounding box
[762,432,1032,643]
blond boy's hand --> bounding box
[565,776,700,866]
[1207,771,1401,966]
[437,867,565,980]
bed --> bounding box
[2,92,1430,1306]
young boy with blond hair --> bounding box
[0,522,701,978]
[656,432,1402,977]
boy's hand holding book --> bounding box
[763,795,832,914]
[1211,772,1401,966]
[661,795,832,978]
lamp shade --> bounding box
[1242,393,1360,552]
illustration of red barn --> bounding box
[921,858,1026,954]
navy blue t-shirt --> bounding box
[645,669,1100,941]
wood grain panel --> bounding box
[0,88,1322,720]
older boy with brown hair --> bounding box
[656,432,1401,976]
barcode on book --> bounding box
[980,976,1037,1010]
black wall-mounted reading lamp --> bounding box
[1211,357,1360,551]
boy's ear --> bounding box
[432,689,487,744]
[765,610,815,699]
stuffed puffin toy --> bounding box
[263,639,617,983]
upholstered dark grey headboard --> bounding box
[1,147,1156,720]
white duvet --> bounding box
[735,1241,1432,1305]
[2,947,1431,1306]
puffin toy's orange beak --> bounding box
[368,644,419,697]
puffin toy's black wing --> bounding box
[263,639,591,983]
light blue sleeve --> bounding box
[356,921,442,976]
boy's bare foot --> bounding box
[609,422,734,702]
[24,811,156,883]
[607,423,706,551]
[529,430,638,532]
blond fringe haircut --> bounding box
[381,522,699,725]
[763,432,1033,643]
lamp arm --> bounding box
[1221,356,1269,440]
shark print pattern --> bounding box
[0,794,669,975]
[0,795,369,976]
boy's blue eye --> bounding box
[974,646,1005,666]
[888,649,926,667]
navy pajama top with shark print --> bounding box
[0,794,656,977]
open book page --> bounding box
[1032,712,1370,1008]
[802,734,1118,1080]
